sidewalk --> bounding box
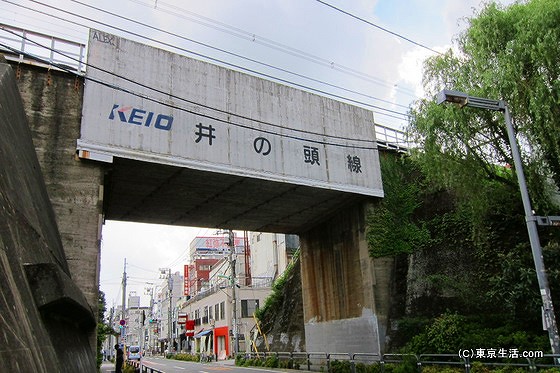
[100,360,115,373]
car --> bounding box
[128,345,141,361]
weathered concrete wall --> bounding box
[11,62,105,311]
[299,201,394,354]
[0,59,96,372]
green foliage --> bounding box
[409,0,560,214]
[403,311,551,355]
[264,355,279,368]
[235,354,244,365]
[172,353,201,362]
[97,290,116,370]
[420,367,462,373]
[385,1,560,346]
[331,360,352,373]
[254,250,299,321]
[366,155,430,257]
[122,363,136,373]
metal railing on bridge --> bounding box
[0,23,86,73]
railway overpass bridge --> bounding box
[0,25,409,372]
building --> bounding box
[185,235,246,295]
[250,233,299,286]
[125,305,150,347]
[177,232,299,358]
[155,270,184,352]
[181,285,271,358]
[103,232,299,358]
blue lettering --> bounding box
[108,104,119,120]
[154,115,173,131]
[108,104,172,131]
[108,105,130,122]
[128,108,146,125]
[145,112,154,127]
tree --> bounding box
[97,289,116,369]
[408,0,560,215]
[401,0,560,344]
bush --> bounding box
[264,355,279,368]
[419,367,462,373]
[172,353,200,362]
[331,360,352,373]
[122,365,137,373]
[235,354,245,366]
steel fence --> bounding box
[239,351,560,372]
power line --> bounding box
[0,18,406,147]
[0,32,381,151]
[71,0,410,111]
[314,0,443,55]
[12,0,411,124]
[123,0,418,101]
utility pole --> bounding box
[159,268,172,352]
[228,230,239,355]
[169,274,173,351]
[144,283,154,353]
[121,259,127,347]
[108,306,115,359]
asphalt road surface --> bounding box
[134,357,280,373]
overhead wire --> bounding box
[123,0,418,101]
[72,0,412,111]
[11,0,411,124]
[163,227,211,269]
[314,0,443,56]
[0,28,383,150]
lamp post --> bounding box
[437,89,560,356]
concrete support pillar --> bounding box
[13,63,105,311]
[300,201,393,355]
[12,62,105,359]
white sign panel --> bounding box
[78,30,383,197]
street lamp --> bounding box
[437,89,560,356]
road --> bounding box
[130,357,280,373]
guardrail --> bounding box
[239,351,560,372]
[127,359,164,373]
[0,23,86,73]
[375,123,410,152]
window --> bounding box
[215,304,220,320]
[241,299,259,318]
[199,264,211,271]
[219,301,225,320]
[209,304,213,320]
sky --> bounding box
[0,0,516,309]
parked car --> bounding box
[128,345,141,361]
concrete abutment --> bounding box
[300,201,393,355]
[0,58,97,372]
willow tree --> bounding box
[408,0,560,215]
[406,0,560,336]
